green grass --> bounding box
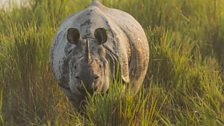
[0,90,3,126]
[0,0,224,125]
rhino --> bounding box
[50,1,149,109]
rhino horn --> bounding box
[85,39,91,64]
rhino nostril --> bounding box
[94,75,99,80]
[75,76,80,80]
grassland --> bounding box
[0,0,224,125]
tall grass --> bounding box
[0,0,224,125]
[0,90,3,126]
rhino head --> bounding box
[66,28,111,95]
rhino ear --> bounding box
[67,28,80,45]
[94,28,107,44]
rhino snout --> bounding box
[76,71,100,92]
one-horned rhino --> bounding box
[50,1,149,109]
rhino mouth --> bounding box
[77,86,108,97]
[78,88,94,96]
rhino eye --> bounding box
[99,64,102,68]
[68,49,72,54]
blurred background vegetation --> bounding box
[0,0,224,125]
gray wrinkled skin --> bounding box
[50,1,149,109]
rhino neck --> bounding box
[102,45,120,80]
